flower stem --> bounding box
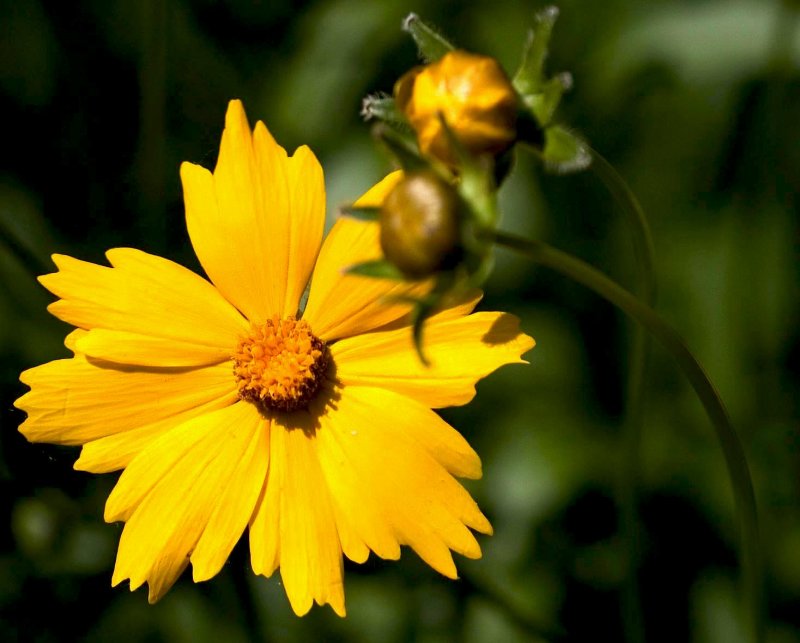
[484,229,763,643]
[590,148,655,643]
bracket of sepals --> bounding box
[510,6,591,172]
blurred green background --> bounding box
[1,0,799,641]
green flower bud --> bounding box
[379,171,463,279]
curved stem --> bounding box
[589,149,656,303]
[590,147,655,643]
[485,229,763,643]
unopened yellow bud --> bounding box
[380,171,463,279]
[395,50,518,165]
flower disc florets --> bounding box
[233,316,329,413]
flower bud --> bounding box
[395,50,519,165]
[379,171,463,279]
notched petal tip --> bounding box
[331,600,347,618]
[287,595,347,619]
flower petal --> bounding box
[314,391,401,562]
[16,356,235,446]
[191,411,269,582]
[334,312,534,408]
[39,248,248,350]
[303,172,431,341]
[282,142,325,316]
[74,393,238,473]
[249,422,281,578]
[109,402,265,602]
[319,386,491,578]
[182,101,325,322]
[75,329,230,368]
[254,409,346,616]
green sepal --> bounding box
[524,72,573,127]
[436,112,476,171]
[541,125,591,174]
[410,301,433,366]
[361,94,405,124]
[339,205,381,222]
[434,113,499,230]
[386,272,458,365]
[374,292,433,364]
[345,259,407,281]
[373,124,429,172]
[512,6,560,95]
[402,13,454,63]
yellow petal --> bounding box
[75,329,230,368]
[110,402,265,602]
[273,411,345,616]
[40,248,248,349]
[182,101,325,322]
[320,386,492,578]
[63,328,87,352]
[314,391,401,561]
[249,418,281,578]
[303,172,431,341]
[191,411,269,581]
[75,393,238,473]
[17,357,234,445]
[334,312,534,408]
[282,142,325,316]
[328,500,371,565]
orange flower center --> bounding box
[233,316,329,413]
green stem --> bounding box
[485,229,763,643]
[589,150,656,302]
[590,147,655,643]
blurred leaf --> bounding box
[601,0,799,88]
[0,181,54,273]
[12,497,57,558]
[0,0,57,105]
[269,0,405,146]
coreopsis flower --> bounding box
[15,100,533,616]
[395,50,519,165]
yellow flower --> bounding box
[395,50,519,165]
[15,100,534,616]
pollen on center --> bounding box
[233,316,329,413]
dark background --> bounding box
[1,0,799,641]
